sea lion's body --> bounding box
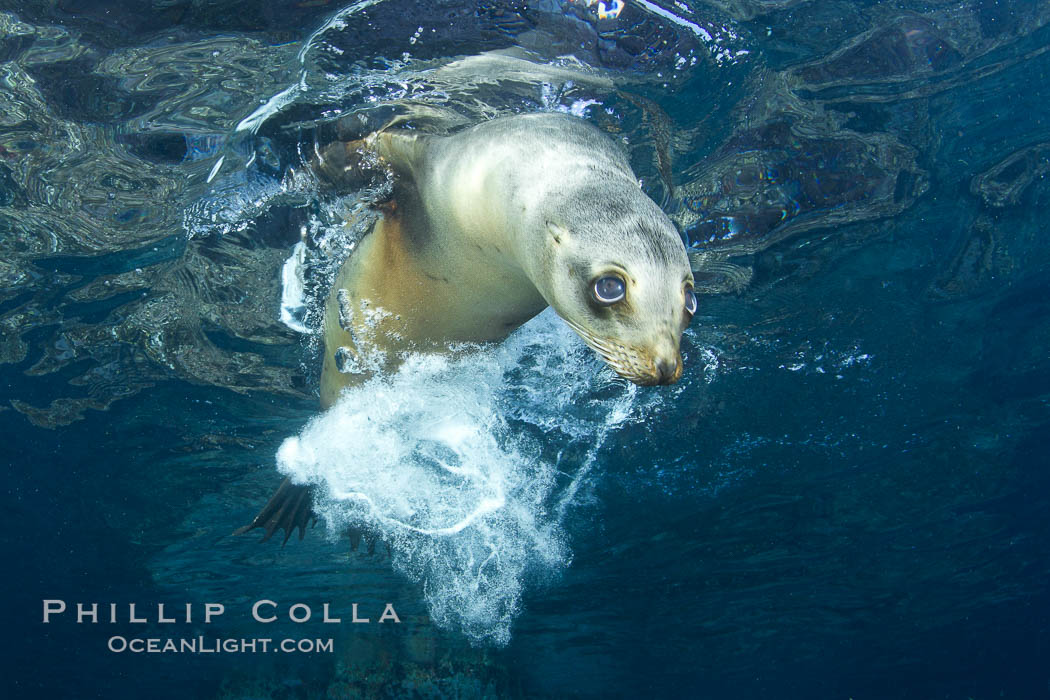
[319,118,549,407]
[240,112,696,541]
[319,113,693,407]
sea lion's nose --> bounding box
[655,356,681,385]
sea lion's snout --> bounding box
[639,331,685,386]
[625,349,682,386]
[654,355,683,385]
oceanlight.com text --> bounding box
[107,636,334,654]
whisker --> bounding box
[559,315,659,383]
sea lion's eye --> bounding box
[684,285,697,315]
[592,275,626,305]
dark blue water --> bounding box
[3,1,1049,698]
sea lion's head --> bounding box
[535,183,695,386]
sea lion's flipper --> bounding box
[347,528,383,556]
[311,138,386,193]
[234,477,316,544]
[311,129,429,194]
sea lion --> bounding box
[239,112,697,542]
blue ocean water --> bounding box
[2,1,1049,698]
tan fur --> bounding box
[319,113,694,408]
